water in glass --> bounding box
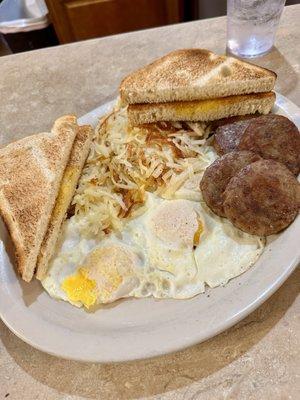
[227,0,286,58]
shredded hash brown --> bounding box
[73,107,214,237]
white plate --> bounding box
[0,93,299,363]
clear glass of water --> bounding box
[227,0,286,58]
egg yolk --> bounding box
[61,268,97,308]
[82,247,125,303]
[94,267,123,303]
[193,219,204,246]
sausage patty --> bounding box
[238,114,300,175]
[223,159,300,236]
[200,151,262,217]
[213,115,257,155]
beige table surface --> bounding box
[0,4,299,400]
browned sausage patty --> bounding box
[223,160,300,236]
[213,115,257,155]
[238,114,300,175]
[200,151,262,217]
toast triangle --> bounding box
[120,49,276,105]
[128,92,276,125]
[0,116,77,282]
[36,124,93,280]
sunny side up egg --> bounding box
[125,194,206,299]
[42,220,145,308]
[42,192,264,309]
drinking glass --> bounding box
[227,0,286,58]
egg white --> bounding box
[193,204,264,287]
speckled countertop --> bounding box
[0,5,299,400]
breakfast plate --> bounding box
[0,92,299,363]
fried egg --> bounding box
[42,194,264,309]
[125,194,206,298]
[42,221,145,307]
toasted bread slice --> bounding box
[128,92,276,125]
[36,124,93,280]
[120,49,276,105]
[0,116,78,282]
